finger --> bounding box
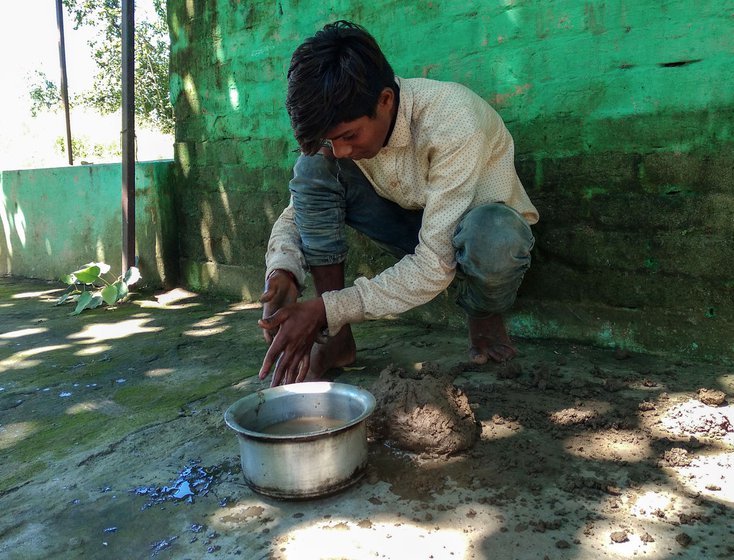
[274,344,307,386]
[284,355,302,385]
[263,329,274,345]
[259,320,278,345]
[259,343,282,380]
[295,354,310,383]
[258,310,286,330]
[259,287,274,304]
[288,342,312,384]
[271,353,292,387]
[269,355,283,387]
[284,354,304,386]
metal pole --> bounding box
[121,0,135,272]
[55,0,73,165]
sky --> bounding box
[0,1,96,114]
[0,1,170,170]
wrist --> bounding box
[268,268,298,287]
[315,297,330,343]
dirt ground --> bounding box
[0,276,732,560]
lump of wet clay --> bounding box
[696,388,727,407]
[367,363,479,455]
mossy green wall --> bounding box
[168,0,734,361]
[0,162,179,288]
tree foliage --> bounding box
[54,135,121,162]
[30,0,173,133]
[28,70,61,117]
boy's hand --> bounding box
[259,269,299,344]
[258,298,327,387]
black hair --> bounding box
[286,20,397,155]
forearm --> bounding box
[322,248,455,335]
[265,203,307,287]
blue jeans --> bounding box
[289,154,534,317]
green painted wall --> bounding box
[0,161,179,288]
[167,0,734,362]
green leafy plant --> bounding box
[57,262,141,315]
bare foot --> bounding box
[468,313,517,364]
[306,325,357,380]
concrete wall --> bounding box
[0,161,179,288]
[167,0,734,362]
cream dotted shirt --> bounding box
[266,77,539,335]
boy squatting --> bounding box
[258,21,539,387]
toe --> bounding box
[486,343,517,363]
[469,346,489,365]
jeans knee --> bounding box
[453,204,534,279]
[289,154,348,264]
[290,154,340,197]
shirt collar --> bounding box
[384,77,412,149]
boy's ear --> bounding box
[378,87,394,108]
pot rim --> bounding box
[224,381,376,441]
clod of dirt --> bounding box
[660,447,693,467]
[529,363,558,390]
[497,362,522,379]
[675,532,693,547]
[641,532,655,543]
[560,475,621,496]
[549,407,596,427]
[367,363,479,455]
[610,530,629,543]
[697,388,727,407]
[638,400,656,412]
[678,512,707,525]
[603,378,626,392]
[661,401,733,439]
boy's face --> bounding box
[323,87,396,160]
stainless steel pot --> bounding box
[224,382,376,499]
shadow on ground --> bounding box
[0,276,732,559]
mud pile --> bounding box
[367,362,478,455]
